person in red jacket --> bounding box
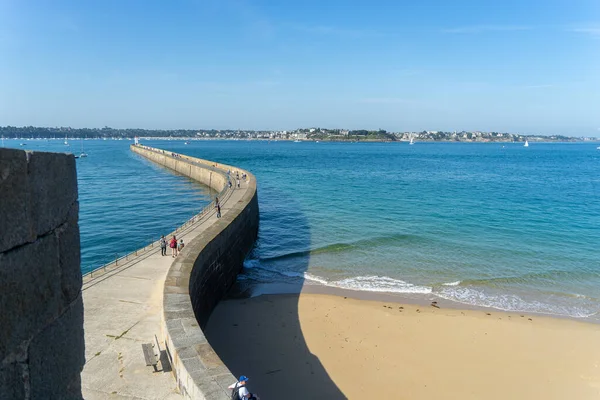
[169,235,178,257]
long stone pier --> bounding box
[81,145,259,399]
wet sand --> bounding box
[205,293,600,400]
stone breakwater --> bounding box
[0,148,84,399]
[131,145,259,399]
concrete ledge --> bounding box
[131,145,259,399]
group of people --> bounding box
[159,195,224,256]
[160,235,184,257]
[229,375,259,400]
[227,170,247,189]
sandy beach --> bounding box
[205,293,600,400]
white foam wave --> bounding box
[331,275,432,294]
[240,260,597,318]
[298,272,330,286]
[436,286,596,318]
[443,281,461,286]
[241,260,431,295]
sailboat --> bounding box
[64,135,69,146]
[79,139,88,158]
[524,140,529,147]
[409,137,414,145]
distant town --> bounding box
[1,126,598,143]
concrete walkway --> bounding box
[81,181,247,399]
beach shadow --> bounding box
[204,188,347,399]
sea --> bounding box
[3,138,600,320]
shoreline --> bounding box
[229,281,600,324]
[206,291,600,399]
[5,137,596,143]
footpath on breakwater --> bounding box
[81,145,259,400]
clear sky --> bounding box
[1,0,599,135]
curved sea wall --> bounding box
[131,145,259,399]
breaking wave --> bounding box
[241,259,599,319]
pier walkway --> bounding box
[80,165,247,399]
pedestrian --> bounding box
[228,376,258,400]
[236,178,240,188]
[178,239,185,251]
[215,196,219,206]
[228,180,232,189]
[216,203,221,218]
[160,235,167,256]
[170,235,178,257]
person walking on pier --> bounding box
[215,196,222,218]
[170,235,178,257]
[229,375,258,399]
[236,177,240,188]
[160,235,167,256]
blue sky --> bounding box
[1,0,599,135]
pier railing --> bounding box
[81,148,234,280]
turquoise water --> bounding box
[158,140,600,319]
[4,139,600,319]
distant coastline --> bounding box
[6,136,600,144]
[1,126,598,143]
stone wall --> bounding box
[131,145,259,399]
[0,148,84,400]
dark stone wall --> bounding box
[189,192,259,329]
[0,148,84,400]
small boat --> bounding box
[184,141,189,145]
[597,146,600,150]
[293,140,301,143]
[524,140,529,147]
[20,143,26,146]
[78,139,88,158]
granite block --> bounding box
[27,151,77,237]
[0,148,34,252]
[0,234,61,359]
[28,295,84,400]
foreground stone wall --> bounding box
[0,148,84,400]
[131,145,259,399]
